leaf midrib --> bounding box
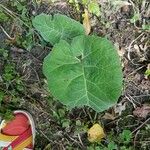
[82,56,90,106]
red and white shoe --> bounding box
[0,110,35,150]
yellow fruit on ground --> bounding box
[88,123,105,142]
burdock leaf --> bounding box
[32,13,85,45]
[43,35,123,112]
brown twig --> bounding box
[132,117,150,134]
[77,133,84,147]
[0,25,15,40]
[0,4,30,28]
[127,32,144,62]
[133,130,140,149]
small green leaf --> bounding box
[82,0,88,5]
[0,11,9,23]
[130,13,140,23]
[108,141,117,150]
[43,35,123,112]
[76,120,82,126]
[142,24,150,31]
[0,91,4,104]
[145,69,150,77]
[119,130,132,144]
[32,13,85,45]
[88,1,100,16]
[62,119,70,128]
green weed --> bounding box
[69,0,100,16]
[87,129,133,150]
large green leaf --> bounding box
[43,35,123,112]
[32,13,85,45]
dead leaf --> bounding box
[102,112,116,120]
[114,102,126,116]
[114,43,125,68]
[83,9,91,35]
[118,47,125,58]
[114,43,125,59]
[88,123,105,142]
[28,83,49,97]
[121,5,130,12]
[133,104,150,118]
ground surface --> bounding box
[0,0,150,150]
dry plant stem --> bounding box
[134,130,140,149]
[77,133,84,146]
[0,87,52,121]
[125,95,136,108]
[67,134,83,148]
[132,117,150,134]
[128,0,141,30]
[9,22,16,36]
[133,94,150,98]
[126,65,146,78]
[0,25,15,40]
[58,143,65,150]
[0,4,16,18]
[128,94,141,105]
[0,3,48,40]
[127,32,144,61]
[0,4,30,28]
[29,66,41,83]
[128,81,142,93]
[94,112,98,121]
[1,4,43,41]
[86,108,94,123]
[37,130,53,143]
